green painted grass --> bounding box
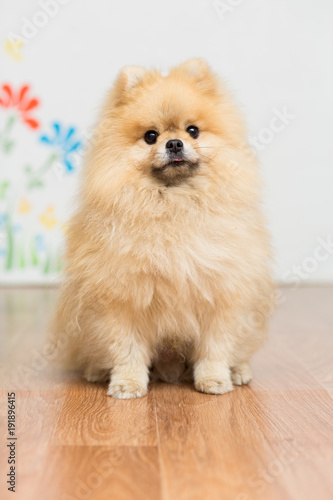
[2,222,63,276]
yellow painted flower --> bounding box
[18,197,32,214]
[40,206,57,229]
[4,39,23,61]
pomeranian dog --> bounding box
[51,58,274,399]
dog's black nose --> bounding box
[166,139,183,154]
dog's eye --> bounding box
[186,125,199,139]
[144,130,159,145]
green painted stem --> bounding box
[5,217,14,270]
[35,152,58,176]
[27,153,58,189]
[0,115,16,152]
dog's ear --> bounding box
[112,66,149,105]
[118,66,148,90]
[176,58,211,79]
[171,58,218,95]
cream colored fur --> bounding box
[50,59,274,398]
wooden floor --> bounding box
[0,287,333,500]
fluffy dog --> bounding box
[51,59,274,398]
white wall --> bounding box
[1,0,332,284]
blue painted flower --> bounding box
[40,122,83,172]
[0,213,8,229]
[35,234,46,253]
[13,223,22,233]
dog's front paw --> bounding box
[107,380,148,399]
[195,376,233,395]
[231,362,252,386]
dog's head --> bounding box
[85,59,254,208]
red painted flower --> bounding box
[0,84,40,129]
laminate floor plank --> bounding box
[36,445,162,500]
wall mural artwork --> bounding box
[0,83,84,283]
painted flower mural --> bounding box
[0,82,83,282]
[0,84,40,154]
[40,123,83,172]
[0,84,39,129]
[24,123,83,190]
